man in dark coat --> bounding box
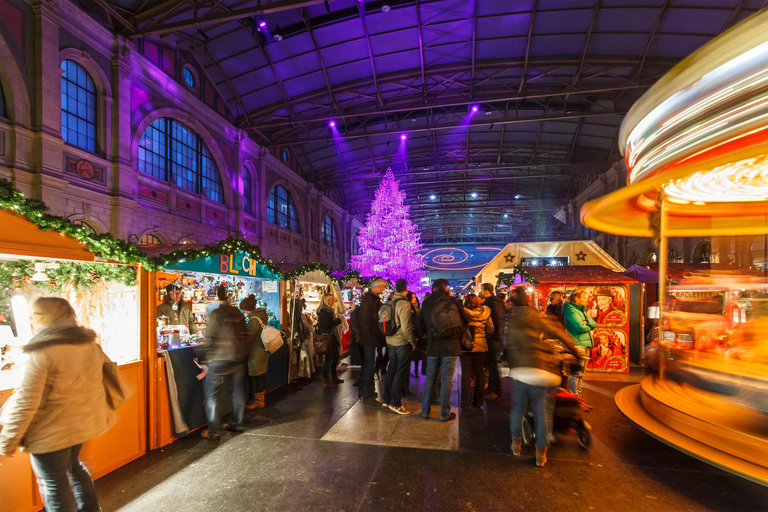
[201,285,249,439]
[357,277,387,406]
[420,279,468,422]
[480,283,505,399]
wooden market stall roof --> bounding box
[522,265,638,285]
[624,263,760,283]
[0,210,95,261]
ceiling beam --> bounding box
[92,0,137,33]
[519,0,538,94]
[415,0,427,103]
[301,9,341,112]
[469,0,478,97]
[633,0,670,82]
[571,0,600,87]
[357,1,384,107]
[131,0,327,38]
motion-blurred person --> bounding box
[563,289,595,396]
[0,297,116,511]
[317,293,343,389]
[421,279,469,422]
[382,279,416,414]
[358,277,387,405]
[479,283,505,400]
[202,285,249,439]
[506,287,581,467]
[546,291,565,324]
[460,294,493,408]
[408,291,426,378]
[240,295,269,409]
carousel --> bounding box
[582,10,768,485]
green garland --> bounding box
[0,179,370,287]
[0,261,137,291]
[495,265,540,289]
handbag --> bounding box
[103,361,133,410]
[314,331,336,356]
[460,326,475,351]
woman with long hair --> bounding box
[546,291,565,324]
[240,295,270,409]
[460,293,494,408]
[0,297,116,510]
[317,293,343,388]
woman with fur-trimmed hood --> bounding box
[0,297,116,511]
[459,294,494,409]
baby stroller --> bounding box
[520,348,592,450]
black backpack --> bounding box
[430,296,465,339]
[378,298,405,336]
[350,306,363,339]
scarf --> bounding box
[23,318,97,353]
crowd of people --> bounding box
[0,279,597,510]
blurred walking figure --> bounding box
[317,293,343,388]
[505,287,581,467]
[479,283,505,399]
[0,297,117,511]
[563,289,595,396]
[460,294,493,408]
[202,285,250,439]
[421,279,468,422]
[240,295,269,409]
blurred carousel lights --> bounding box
[664,154,768,204]
[624,40,768,183]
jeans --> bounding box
[509,380,556,448]
[486,340,502,395]
[361,344,377,399]
[204,360,246,432]
[569,357,588,395]
[322,343,340,378]
[460,352,486,407]
[421,356,457,420]
[383,344,412,407]
[29,444,100,512]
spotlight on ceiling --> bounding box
[258,18,266,27]
[514,194,521,199]
[273,25,283,41]
[485,110,492,116]
[329,120,336,127]
[471,105,478,113]
[429,194,436,200]
[410,118,417,122]
[503,214,509,219]
[381,3,391,12]
[471,192,478,198]
[423,166,428,171]
[400,134,407,140]
[476,162,482,167]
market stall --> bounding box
[140,244,284,447]
[499,265,639,373]
[582,9,768,485]
[0,209,147,512]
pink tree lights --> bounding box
[350,171,427,294]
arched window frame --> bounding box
[352,230,360,255]
[668,246,679,263]
[628,253,640,266]
[321,215,338,247]
[58,50,112,157]
[137,117,225,204]
[267,185,300,233]
[242,166,253,215]
[0,80,6,119]
[697,242,712,264]
[60,59,97,153]
[136,233,162,245]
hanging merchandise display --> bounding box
[350,171,427,294]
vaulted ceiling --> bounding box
[75,0,766,244]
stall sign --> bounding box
[166,252,281,279]
[262,280,278,293]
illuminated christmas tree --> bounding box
[351,171,426,293]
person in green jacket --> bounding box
[562,290,596,396]
[239,295,270,409]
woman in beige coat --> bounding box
[460,294,494,409]
[0,297,116,512]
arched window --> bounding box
[697,242,711,263]
[135,233,162,245]
[71,219,96,234]
[628,253,640,266]
[668,246,679,263]
[242,167,253,214]
[352,230,359,255]
[61,60,96,152]
[267,185,299,232]
[137,117,225,203]
[750,235,766,252]
[644,250,657,263]
[0,80,5,118]
[321,215,337,247]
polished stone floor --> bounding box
[95,363,768,512]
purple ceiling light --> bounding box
[329,120,336,127]
[400,134,407,140]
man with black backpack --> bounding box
[420,279,469,422]
[379,279,416,414]
[357,277,387,406]
[480,282,506,400]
